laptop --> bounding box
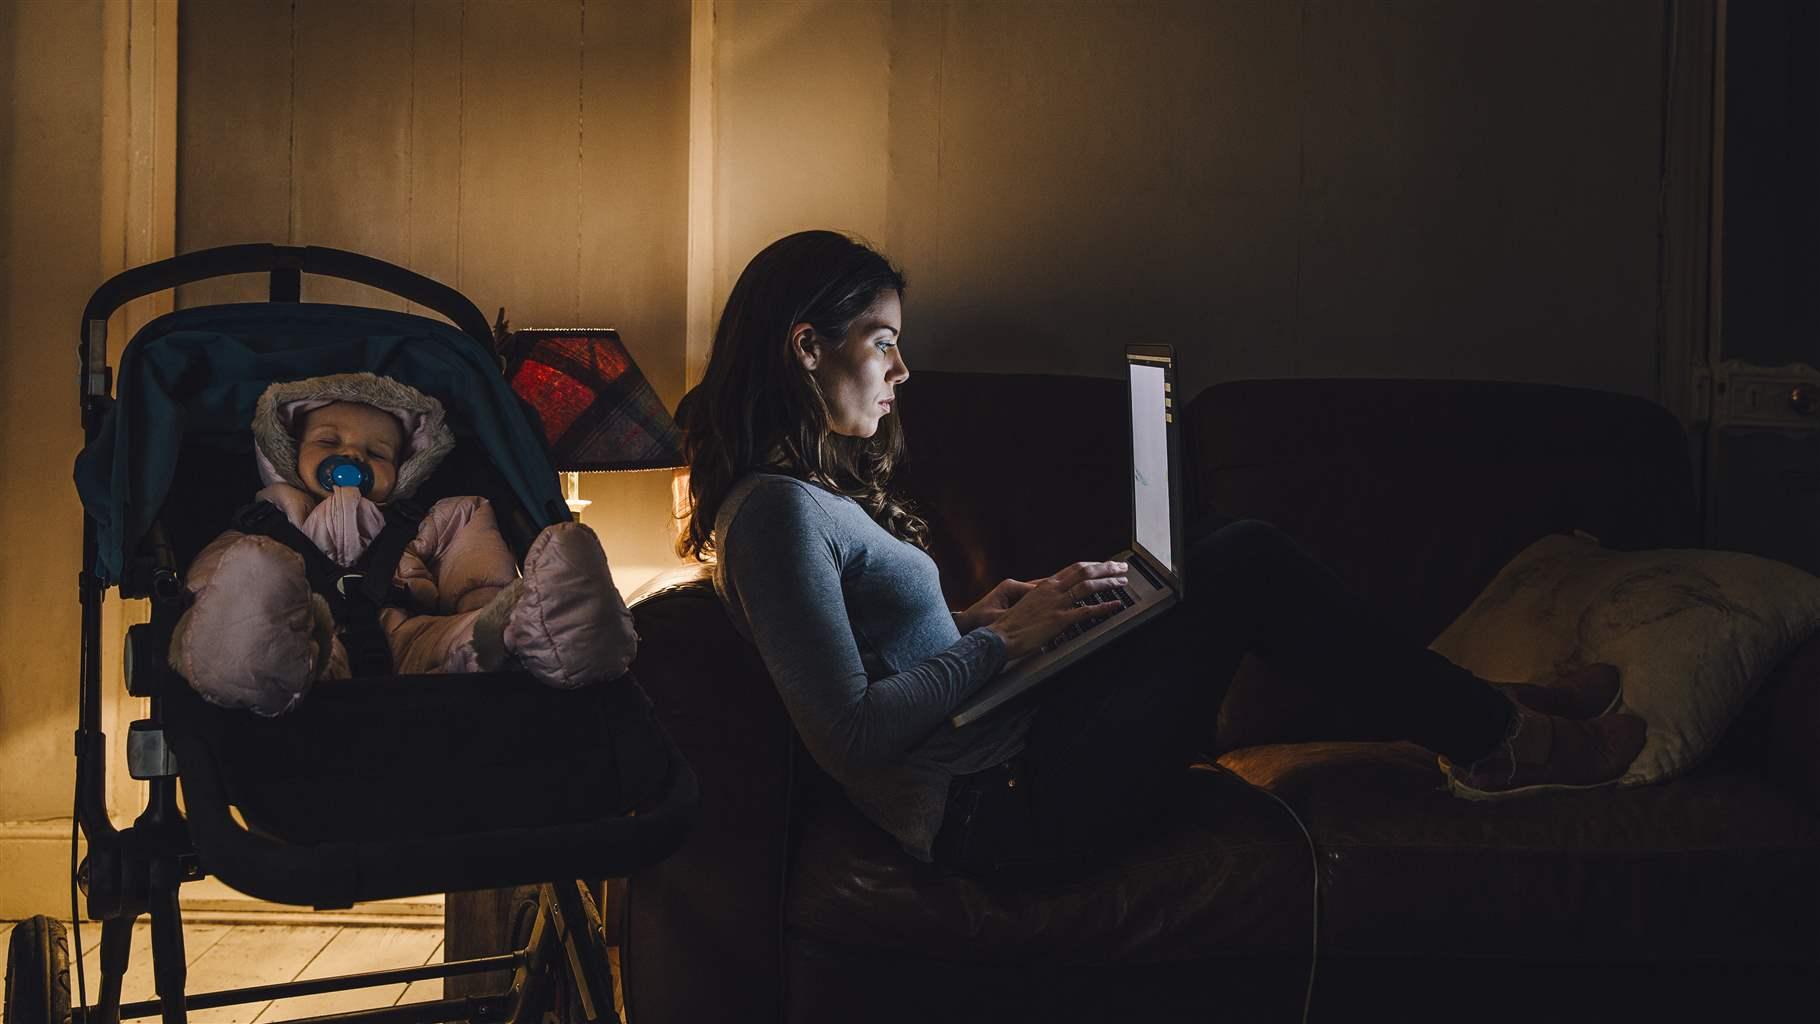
[948,344,1187,728]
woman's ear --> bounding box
[790,322,820,372]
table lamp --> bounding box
[503,327,686,520]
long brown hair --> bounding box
[677,231,925,560]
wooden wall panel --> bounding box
[455,0,583,328]
[176,1,694,591]
[882,0,943,323]
[408,0,465,323]
[712,0,892,296]
[0,0,104,826]
[292,0,415,309]
[887,0,1301,390]
[176,2,693,377]
[176,0,293,307]
[580,0,690,404]
[1295,0,1663,396]
[577,0,695,584]
[717,0,1673,404]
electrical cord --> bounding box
[1215,765,1319,1024]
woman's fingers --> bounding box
[990,565,1133,658]
[1069,600,1124,623]
[1051,560,1131,588]
[1060,575,1130,602]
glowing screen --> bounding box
[1129,361,1171,573]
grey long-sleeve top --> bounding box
[713,473,1034,861]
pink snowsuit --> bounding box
[169,373,638,716]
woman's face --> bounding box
[794,290,909,438]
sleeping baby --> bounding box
[169,371,636,715]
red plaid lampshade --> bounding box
[504,329,685,472]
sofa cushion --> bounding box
[1217,740,1820,961]
[1432,532,1820,785]
[784,765,1316,962]
[1765,630,1820,812]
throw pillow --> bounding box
[1430,532,1820,785]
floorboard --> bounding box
[393,940,444,1005]
[11,915,626,1024]
[183,925,342,1024]
[250,927,444,1023]
[71,921,235,1006]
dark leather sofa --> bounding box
[622,373,1820,1023]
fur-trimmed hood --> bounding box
[252,372,456,501]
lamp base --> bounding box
[563,471,592,522]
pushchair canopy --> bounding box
[75,302,570,586]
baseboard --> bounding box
[0,820,440,927]
[175,878,443,928]
[0,819,82,921]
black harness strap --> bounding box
[230,498,427,677]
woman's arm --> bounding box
[723,481,1005,778]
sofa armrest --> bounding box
[1764,629,1820,813]
[623,575,792,1024]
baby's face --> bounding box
[296,401,405,502]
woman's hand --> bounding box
[955,577,1037,633]
[982,560,1130,661]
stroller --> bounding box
[4,245,698,1024]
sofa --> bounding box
[621,372,1820,1023]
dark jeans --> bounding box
[931,518,1514,877]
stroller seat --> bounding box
[167,667,686,908]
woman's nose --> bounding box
[889,350,910,385]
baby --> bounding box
[169,372,637,715]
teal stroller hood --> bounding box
[75,302,571,586]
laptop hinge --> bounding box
[1129,552,1165,590]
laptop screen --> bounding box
[1128,355,1173,575]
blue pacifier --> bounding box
[316,454,374,495]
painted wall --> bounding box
[702,0,1669,406]
[0,0,112,916]
[177,0,693,587]
[0,0,108,830]
[1,0,178,919]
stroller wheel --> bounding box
[507,885,543,952]
[4,916,71,1024]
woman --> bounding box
[677,230,1646,877]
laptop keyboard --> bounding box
[1039,585,1137,654]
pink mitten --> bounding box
[473,522,637,689]
[169,534,345,715]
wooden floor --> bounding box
[9,872,625,1022]
[52,921,447,1024]
[7,915,623,1023]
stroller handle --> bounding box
[79,244,497,406]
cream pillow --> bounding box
[1430,532,1820,785]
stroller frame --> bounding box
[31,244,694,1024]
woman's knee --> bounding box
[1188,518,1297,576]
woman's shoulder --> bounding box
[718,473,863,550]
[722,472,843,525]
